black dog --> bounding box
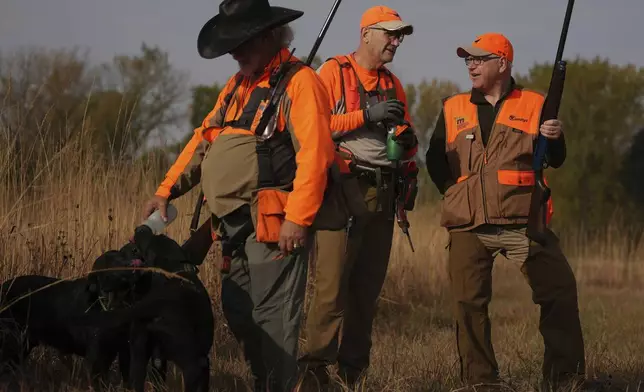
[76,226,215,392]
[0,272,130,388]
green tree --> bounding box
[405,78,461,204]
[0,47,97,178]
[515,56,644,233]
[189,84,223,129]
[0,44,188,168]
[88,43,189,160]
[406,78,461,159]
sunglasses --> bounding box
[369,27,405,43]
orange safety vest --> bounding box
[325,55,398,114]
[323,55,414,169]
[440,87,554,230]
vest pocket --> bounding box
[497,170,534,219]
[440,178,473,228]
[255,188,289,243]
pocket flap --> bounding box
[258,188,289,216]
[497,170,535,186]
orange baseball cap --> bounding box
[360,5,413,35]
[457,32,514,62]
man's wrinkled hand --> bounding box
[540,119,563,140]
[278,219,307,257]
[141,195,168,222]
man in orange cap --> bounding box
[425,32,590,391]
[297,5,419,390]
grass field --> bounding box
[1,130,644,392]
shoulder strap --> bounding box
[254,60,304,137]
[214,74,244,128]
[325,55,369,113]
[325,56,352,111]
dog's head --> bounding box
[130,225,192,271]
[87,228,194,309]
[87,245,146,310]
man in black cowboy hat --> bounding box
[139,0,339,390]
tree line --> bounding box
[1,44,643,237]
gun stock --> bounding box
[182,216,213,265]
[526,0,575,244]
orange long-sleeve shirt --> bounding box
[155,48,336,227]
[316,53,418,162]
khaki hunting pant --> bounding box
[299,174,395,386]
[448,224,586,389]
[219,208,312,392]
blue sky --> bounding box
[2,0,643,138]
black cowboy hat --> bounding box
[197,0,303,59]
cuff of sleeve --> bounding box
[285,213,309,228]
[155,187,171,199]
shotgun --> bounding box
[526,0,575,245]
[183,0,344,263]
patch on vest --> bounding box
[508,115,529,123]
[455,116,472,131]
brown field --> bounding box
[2,128,644,392]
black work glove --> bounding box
[395,127,418,150]
[364,99,405,125]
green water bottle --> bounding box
[386,125,404,161]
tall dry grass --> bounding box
[1,105,644,392]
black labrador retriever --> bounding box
[0,271,131,388]
[76,225,215,392]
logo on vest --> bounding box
[455,116,470,131]
[509,115,528,123]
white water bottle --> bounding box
[141,203,178,235]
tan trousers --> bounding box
[299,176,394,386]
[448,224,586,389]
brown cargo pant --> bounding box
[298,174,395,387]
[448,224,586,389]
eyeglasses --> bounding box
[369,27,405,43]
[464,55,500,66]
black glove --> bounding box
[364,99,405,125]
[395,127,418,150]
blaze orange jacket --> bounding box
[155,48,336,227]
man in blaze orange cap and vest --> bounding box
[297,5,420,390]
[137,0,351,390]
[425,33,593,392]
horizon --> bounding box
[3,0,643,140]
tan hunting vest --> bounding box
[439,87,545,231]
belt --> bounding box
[352,162,397,215]
[352,161,396,174]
